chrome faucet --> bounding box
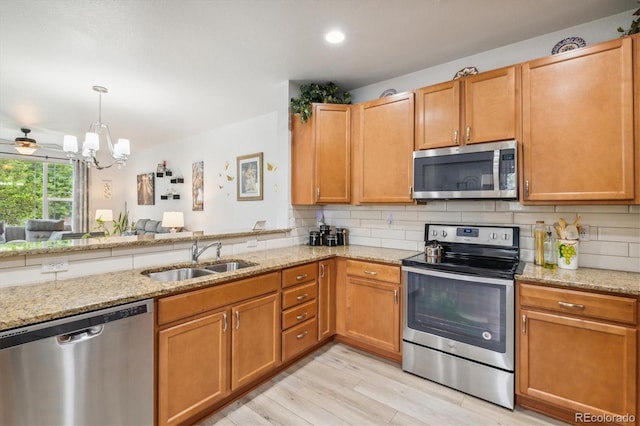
[191,240,222,264]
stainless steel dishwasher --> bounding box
[0,299,154,426]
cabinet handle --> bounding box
[297,293,308,301]
[296,274,308,281]
[465,126,470,141]
[558,301,585,310]
[522,314,526,334]
[296,330,309,340]
[525,180,529,197]
[394,289,398,305]
[316,187,320,201]
[223,313,228,333]
[453,129,458,145]
[409,186,413,197]
[235,310,240,330]
[320,263,325,278]
[296,312,308,321]
[364,270,378,276]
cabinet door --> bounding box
[158,311,229,426]
[291,104,350,204]
[522,38,634,201]
[231,293,280,390]
[415,81,460,150]
[464,66,517,144]
[358,92,415,203]
[519,309,637,420]
[344,276,400,353]
[318,259,336,341]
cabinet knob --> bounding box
[296,293,308,301]
[296,330,309,340]
[465,126,471,141]
[296,274,308,281]
[453,130,459,145]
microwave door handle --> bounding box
[493,150,501,194]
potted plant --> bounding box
[617,5,640,35]
[290,82,351,123]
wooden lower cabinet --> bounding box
[156,272,281,425]
[517,282,638,425]
[318,259,336,341]
[157,311,229,426]
[281,263,319,362]
[337,259,401,360]
[230,293,280,390]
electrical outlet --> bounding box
[247,238,258,248]
[579,225,590,241]
[42,258,69,273]
[387,212,393,225]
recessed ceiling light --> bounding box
[325,30,345,44]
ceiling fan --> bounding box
[13,128,40,155]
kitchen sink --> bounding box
[143,267,215,282]
[202,261,256,273]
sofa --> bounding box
[0,219,72,243]
[133,218,184,235]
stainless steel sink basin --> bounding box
[143,267,215,282]
[203,261,256,273]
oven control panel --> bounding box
[427,224,516,247]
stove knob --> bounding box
[441,230,447,238]
[503,233,510,241]
[431,229,438,237]
[489,232,497,240]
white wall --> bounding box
[114,81,291,234]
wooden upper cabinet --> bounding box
[522,37,634,202]
[635,34,640,204]
[354,92,415,203]
[415,66,518,150]
[291,103,351,204]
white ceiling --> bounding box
[0,0,636,151]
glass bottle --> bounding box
[534,221,546,266]
[544,227,557,268]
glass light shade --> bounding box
[162,211,184,232]
[84,132,100,151]
[14,146,38,155]
[63,135,78,153]
[116,138,130,156]
[95,209,113,222]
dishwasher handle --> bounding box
[57,325,104,345]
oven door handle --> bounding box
[401,265,514,287]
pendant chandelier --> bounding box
[63,86,130,169]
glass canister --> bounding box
[309,231,321,246]
[336,228,347,246]
[543,228,557,268]
[534,221,546,266]
[326,234,338,247]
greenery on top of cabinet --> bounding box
[290,82,351,123]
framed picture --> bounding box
[192,160,204,211]
[137,173,155,205]
[102,180,112,200]
[237,152,263,201]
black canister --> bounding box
[336,228,347,246]
[309,231,321,246]
[319,224,331,246]
[326,234,338,247]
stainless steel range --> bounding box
[402,223,523,409]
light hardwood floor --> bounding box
[198,342,567,426]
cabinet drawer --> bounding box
[282,318,318,362]
[519,283,637,325]
[346,260,400,284]
[282,263,317,288]
[157,272,280,326]
[282,282,317,310]
[282,300,317,330]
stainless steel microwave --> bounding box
[413,140,518,200]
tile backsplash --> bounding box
[291,202,640,273]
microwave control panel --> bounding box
[498,149,516,190]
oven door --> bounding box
[402,266,514,371]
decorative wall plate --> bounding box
[551,37,586,54]
[453,66,478,80]
[380,88,397,98]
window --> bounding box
[0,157,74,226]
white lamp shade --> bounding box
[162,211,184,229]
[84,132,100,151]
[95,209,113,222]
[63,135,78,152]
[116,138,130,156]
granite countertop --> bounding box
[0,245,418,332]
[517,263,640,297]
